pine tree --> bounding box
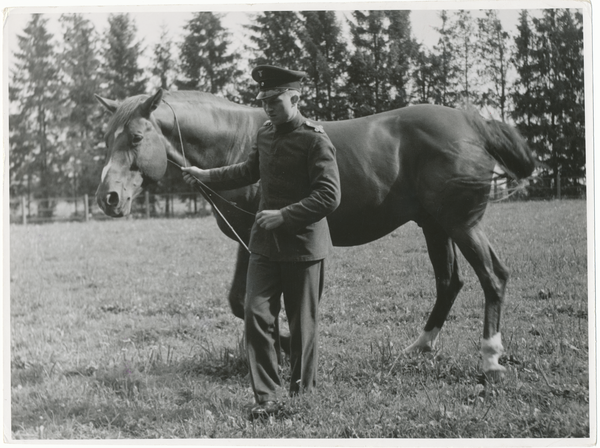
[386,10,417,108]
[412,45,440,104]
[177,12,242,96]
[246,11,303,68]
[9,14,65,217]
[59,13,103,198]
[346,10,397,116]
[299,11,349,120]
[101,13,146,100]
[555,10,585,188]
[431,11,459,106]
[452,10,478,106]
[512,9,585,196]
[536,9,585,190]
[476,10,511,120]
[151,24,175,90]
[512,10,536,130]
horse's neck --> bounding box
[157,95,265,169]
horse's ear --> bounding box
[140,89,164,117]
[95,95,119,113]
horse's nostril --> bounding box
[106,192,119,206]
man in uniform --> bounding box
[181,65,341,419]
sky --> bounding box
[3,5,529,65]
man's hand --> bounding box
[181,166,210,185]
[256,210,284,230]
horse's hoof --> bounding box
[404,329,440,354]
[403,344,433,354]
[481,367,506,384]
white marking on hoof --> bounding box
[481,332,506,373]
[404,327,440,353]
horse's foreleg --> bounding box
[228,245,249,319]
[452,225,509,380]
[228,244,291,358]
[405,219,463,353]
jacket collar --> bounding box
[274,112,305,134]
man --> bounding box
[181,65,341,419]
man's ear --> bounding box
[290,91,301,105]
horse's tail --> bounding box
[466,110,537,181]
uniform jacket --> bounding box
[205,112,341,262]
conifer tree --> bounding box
[512,10,535,129]
[452,10,478,105]
[346,10,416,115]
[59,13,103,197]
[412,45,441,104]
[299,11,349,120]
[431,10,459,106]
[101,13,146,100]
[9,14,65,216]
[152,24,175,91]
[512,9,585,195]
[476,10,511,120]
[246,11,303,68]
[386,10,417,108]
[346,11,391,116]
[177,12,242,96]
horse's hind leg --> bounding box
[405,218,464,353]
[451,224,509,379]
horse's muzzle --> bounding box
[96,188,130,217]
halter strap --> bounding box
[162,98,253,253]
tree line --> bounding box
[9,9,585,217]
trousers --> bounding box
[244,253,325,403]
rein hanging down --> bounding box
[163,99,252,254]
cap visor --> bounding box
[256,89,285,100]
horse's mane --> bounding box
[163,90,257,112]
[164,90,233,104]
[106,91,256,135]
[106,95,147,135]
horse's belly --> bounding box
[327,188,420,247]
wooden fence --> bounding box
[9,191,212,225]
[9,178,585,225]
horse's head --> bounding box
[95,89,168,217]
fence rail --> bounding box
[9,191,212,225]
[9,179,585,225]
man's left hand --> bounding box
[256,210,284,230]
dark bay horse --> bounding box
[95,89,536,379]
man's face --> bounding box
[261,92,296,125]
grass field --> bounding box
[8,200,591,441]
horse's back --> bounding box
[321,105,495,245]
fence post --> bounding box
[556,171,561,200]
[145,191,150,219]
[21,196,27,225]
[84,194,89,222]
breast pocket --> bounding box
[270,145,306,180]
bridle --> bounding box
[162,98,253,253]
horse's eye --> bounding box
[132,134,143,144]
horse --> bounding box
[94,88,536,380]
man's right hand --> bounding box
[181,166,210,185]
